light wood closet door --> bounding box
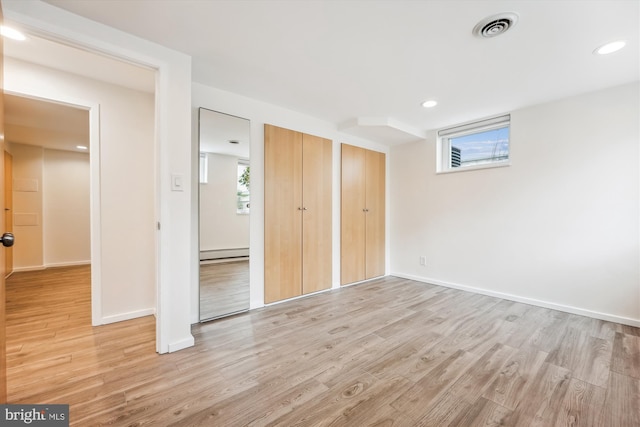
[340,144,366,285]
[365,149,385,279]
[302,134,332,294]
[264,125,303,303]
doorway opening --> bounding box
[4,92,97,318]
[2,28,159,400]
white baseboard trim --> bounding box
[340,276,386,288]
[391,272,640,328]
[12,261,91,273]
[101,308,156,325]
[200,248,249,261]
[12,265,46,272]
[250,276,390,310]
[263,287,335,308]
[168,335,195,353]
[46,260,91,268]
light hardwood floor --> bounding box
[200,260,249,321]
[6,266,640,426]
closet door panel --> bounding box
[341,144,366,285]
[264,124,303,303]
[365,150,386,279]
[302,134,332,294]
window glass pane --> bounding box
[237,163,250,214]
[199,153,208,184]
[449,126,509,168]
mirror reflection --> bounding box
[199,108,250,321]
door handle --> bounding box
[1,232,14,247]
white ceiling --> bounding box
[30,0,640,145]
[4,94,90,153]
[3,31,154,153]
[199,108,250,159]
[4,33,155,94]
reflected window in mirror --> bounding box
[237,159,250,214]
[199,152,208,184]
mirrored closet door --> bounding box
[199,108,250,321]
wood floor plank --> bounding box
[199,259,249,320]
[446,343,515,400]
[556,378,606,427]
[362,330,441,380]
[6,267,639,426]
[390,349,478,420]
[483,348,548,410]
[573,336,613,388]
[265,369,381,426]
[324,375,414,427]
[504,362,572,426]
[449,397,512,427]
[617,323,640,338]
[611,332,640,380]
[414,391,473,426]
[547,327,612,388]
[597,371,640,427]
[166,377,328,427]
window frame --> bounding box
[437,114,511,174]
[199,152,208,184]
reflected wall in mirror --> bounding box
[199,108,250,321]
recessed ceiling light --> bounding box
[422,100,438,108]
[594,40,626,55]
[0,26,26,41]
[76,145,88,150]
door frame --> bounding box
[5,90,103,325]
[4,151,12,278]
[5,0,196,354]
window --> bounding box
[438,114,510,172]
[199,153,208,184]
[237,160,250,214]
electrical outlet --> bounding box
[419,256,426,266]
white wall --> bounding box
[11,143,44,269]
[199,153,250,252]
[4,58,156,322]
[192,83,389,323]
[43,149,90,267]
[11,145,91,270]
[390,82,640,326]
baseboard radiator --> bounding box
[200,248,249,261]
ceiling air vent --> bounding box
[473,12,519,38]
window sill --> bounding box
[436,161,511,175]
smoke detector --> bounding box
[473,12,519,38]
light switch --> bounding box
[171,173,184,192]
